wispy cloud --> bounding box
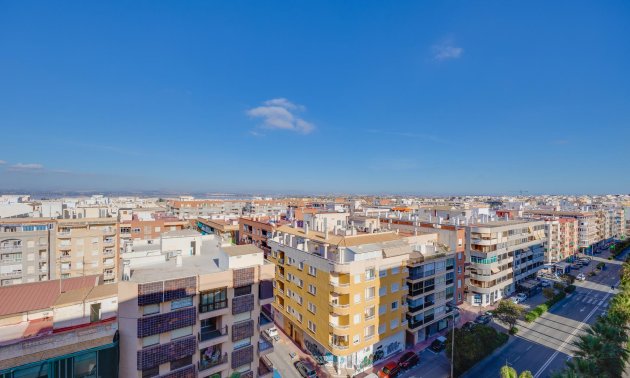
[0,160,6,165]
[367,129,450,144]
[9,163,44,171]
[432,39,463,61]
[247,98,314,134]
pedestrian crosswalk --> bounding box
[571,293,609,307]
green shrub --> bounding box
[554,282,565,290]
[524,312,537,322]
[509,326,519,335]
[564,284,576,293]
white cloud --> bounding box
[432,40,463,61]
[9,163,44,171]
[0,160,6,165]
[247,98,315,134]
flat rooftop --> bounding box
[128,252,222,283]
[469,219,543,228]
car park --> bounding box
[378,362,401,378]
[430,336,448,352]
[398,351,420,369]
[294,361,317,378]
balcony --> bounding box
[0,257,22,264]
[199,326,229,347]
[103,238,115,245]
[0,246,22,252]
[0,270,22,278]
[258,356,274,378]
[329,281,351,294]
[329,303,351,316]
[258,332,274,356]
[198,352,228,372]
[329,340,349,350]
[258,310,274,331]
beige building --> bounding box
[118,239,275,378]
[55,218,119,283]
[0,218,56,286]
[466,220,546,306]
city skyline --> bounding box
[2,1,629,194]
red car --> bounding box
[378,362,401,378]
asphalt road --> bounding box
[462,249,625,378]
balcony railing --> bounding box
[199,326,228,342]
[258,333,274,353]
[198,353,228,371]
[0,271,22,277]
[329,342,349,350]
[0,246,22,252]
[259,311,273,328]
[258,356,274,377]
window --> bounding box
[458,279,462,288]
[298,262,304,270]
[379,324,386,334]
[365,325,375,338]
[143,304,159,316]
[365,306,375,320]
[74,352,97,378]
[458,266,462,274]
[354,314,361,324]
[308,320,316,333]
[234,285,252,297]
[379,304,386,315]
[391,319,399,329]
[391,267,399,275]
[379,287,387,296]
[308,266,317,276]
[90,303,101,322]
[354,293,361,304]
[170,355,192,370]
[142,367,159,378]
[365,267,375,281]
[379,269,387,278]
[308,284,316,295]
[142,334,159,348]
[171,296,193,310]
[391,283,399,293]
[307,302,316,314]
[365,287,375,300]
[354,274,361,284]
[297,279,303,288]
[200,287,228,313]
[353,334,360,344]
[391,301,398,310]
[171,326,193,340]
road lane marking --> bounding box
[526,345,533,352]
[534,281,618,378]
[579,307,586,312]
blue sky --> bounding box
[1,1,629,194]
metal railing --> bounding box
[198,353,228,371]
[199,326,228,342]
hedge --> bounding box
[525,292,567,322]
[564,285,576,294]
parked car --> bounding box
[462,321,476,331]
[398,351,420,369]
[294,361,317,378]
[516,293,528,303]
[430,336,448,352]
[510,296,521,304]
[540,280,552,288]
[475,314,492,325]
[580,259,591,266]
[577,273,586,281]
[378,362,401,378]
[266,327,279,338]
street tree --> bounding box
[494,300,524,330]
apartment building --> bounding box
[0,276,119,377]
[0,218,55,286]
[55,218,119,283]
[118,240,275,378]
[466,220,546,307]
[239,216,288,257]
[525,210,597,253]
[197,218,239,244]
[168,199,288,219]
[119,216,188,253]
[267,224,458,375]
[350,214,466,305]
[542,218,578,263]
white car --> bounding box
[510,296,521,304]
[516,293,528,303]
[266,327,279,338]
[577,273,586,281]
